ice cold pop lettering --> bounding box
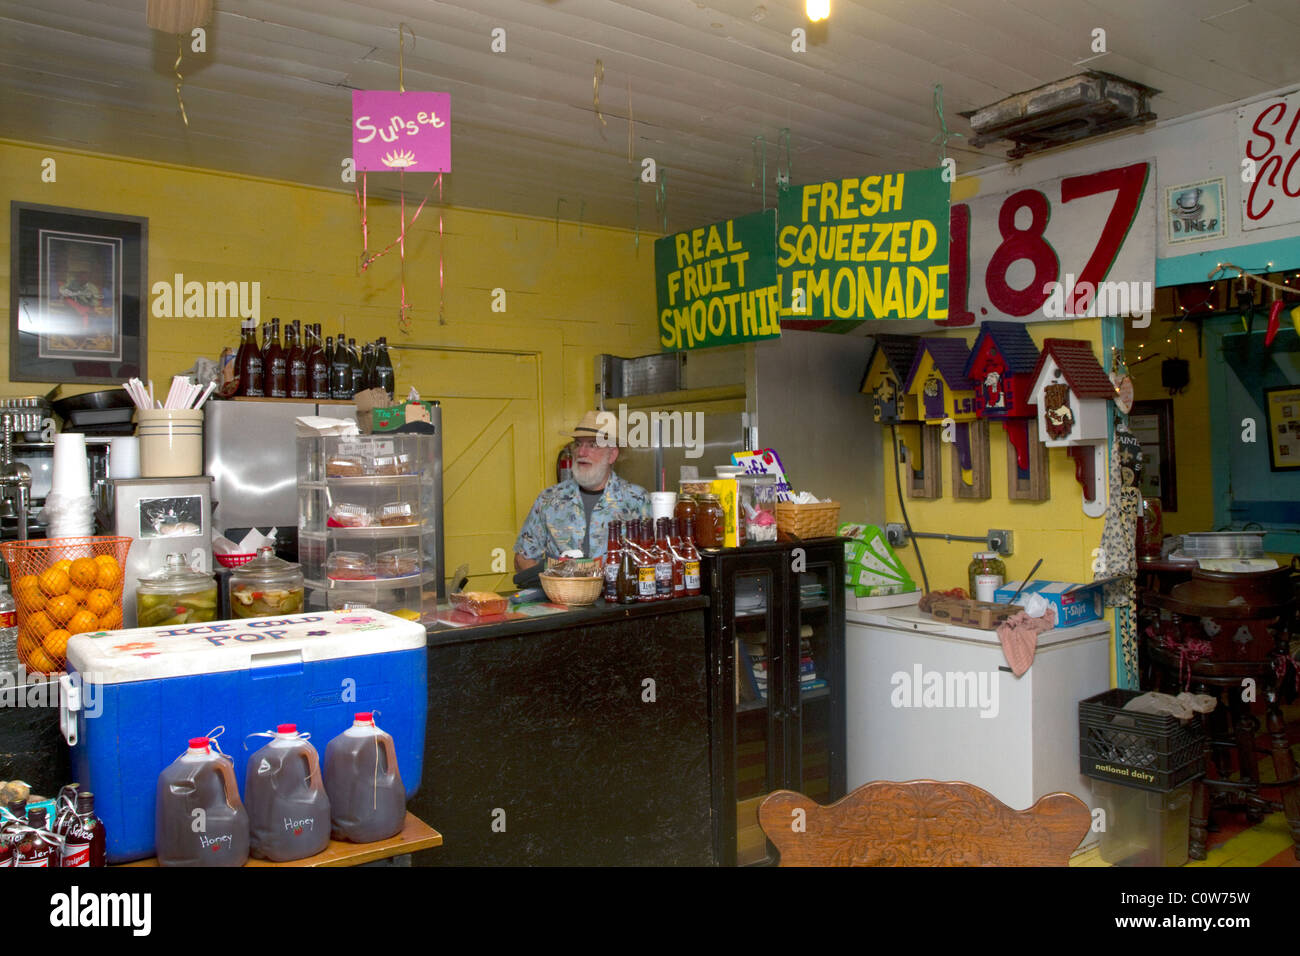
[354,112,445,145]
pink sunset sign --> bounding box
[351,90,451,172]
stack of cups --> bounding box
[108,436,141,480]
[46,433,95,538]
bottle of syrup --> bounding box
[15,807,58,867]
[266,318,287,398]
[58,792,105,868]
[235,318,264,397]
[603,521,621,603]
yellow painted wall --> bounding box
[882,319,1110,594]
[0,138,659,491]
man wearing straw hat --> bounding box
[514,410,650,571]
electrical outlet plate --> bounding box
[885,523,909,548]
[986,529,1014,556]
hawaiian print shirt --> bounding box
[514,471,650,560]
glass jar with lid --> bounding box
[695,493,725,549]
[968,552,1006,603]
[737,474,778,545]
[228,545,305,618]
[137,553,219,627]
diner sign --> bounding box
[351,91,451,172]
[656,210,780,352]
[777,168,950,325]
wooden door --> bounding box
[392,347,541,593]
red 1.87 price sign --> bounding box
[940,161,1154,325]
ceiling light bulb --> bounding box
[806,0,830,21]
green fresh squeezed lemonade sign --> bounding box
[777,169,950,327]
[657,210,780,351]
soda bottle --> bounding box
[374,337,395,402]
[156,736,249,867]
[348,338,363,396]
[330,334,351,400]
[682,517,702,596]
[654,517,674,600]
[266,318,287,398]
[235,318,264,397]
[14,807,58,867]
[245,724,331,862]
[603,521,621,603]
[286,320,308,399]
[58,792,105,868]
[308,326,330,401]
[323,713,406,843]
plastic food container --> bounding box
[327,503,373,528]
[376,548,420,579]
[326,456,366,478]
[738,474,778,545]
[135,553,219,627]
[327,551,374,581]
[372,455,413,477]
[228,546,305,618]
[449,591,508,617]
[378,502,415,526]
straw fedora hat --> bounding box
[560,409,617,444]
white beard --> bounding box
[573,459,610,490]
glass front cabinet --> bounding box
[703,538,846,866]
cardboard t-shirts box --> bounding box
[993,580,1105,627]
[373,400,434,432]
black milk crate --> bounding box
[1079,688,1205,793]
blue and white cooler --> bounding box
[61,609,427,863]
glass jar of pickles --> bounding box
[968,552,1006,603]
[136,553,219,627]
[228,545,305,618]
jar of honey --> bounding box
[695,493,725,549]
[674,494,697,528]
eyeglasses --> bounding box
[573,437,602,450]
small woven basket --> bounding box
[775,501,841,539]
[214,552,256,569]
[540,573,604,606]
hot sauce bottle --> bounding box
[682,517,702,596]
[635,518,657,603]
[15,807,58,867]
[669,518,686,598]
[603,521,622,603]
[654,518,674,600]
[616,521,639,605]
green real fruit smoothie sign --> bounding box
[777,168,950,328]
[656,210,780,351]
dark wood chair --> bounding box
[757,780,1090,866]
[1140,566,1300,860]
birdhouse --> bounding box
[1028,339,1116,446]
[861,335,921,423]
[964,322,1039,421]
[903,338,976,425]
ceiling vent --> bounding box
[961,71,1158,159]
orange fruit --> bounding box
[15,582,45,613]
[26,646,57,674]
[46,594,77,625]
[85,588,114,617]
[66,611,98,635]
[43,629,71,659]
[94,554,118,566]
[97,607,123,631]
[39,567,70,597]
[18,630,39,656]
[94,561,121,591]
[69,558,98,590]
[54,559,73,573]
[68,584,88,604]
[25,611,54,640]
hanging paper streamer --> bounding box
[174,34,189,127]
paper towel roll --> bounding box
[108,436,141,480]
[51,433,91,498]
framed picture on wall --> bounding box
[1129,399,1177,511]
[9,202,147,385]
[1264,386,1300,471]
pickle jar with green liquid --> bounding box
[136,553,220,628]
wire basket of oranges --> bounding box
[0,536,132,676]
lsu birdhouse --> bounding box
[861,334,921,423]
[964,322,1039,421]
[903,337,976,425]
[1029,339,1115,446]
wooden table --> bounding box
[122,813,441,867]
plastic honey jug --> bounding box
[324,712,406,843]
[156,737,249,867]
[245,724,330,861]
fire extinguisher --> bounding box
[557,443,573,484]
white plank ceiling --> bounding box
[2,0,1299,230]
